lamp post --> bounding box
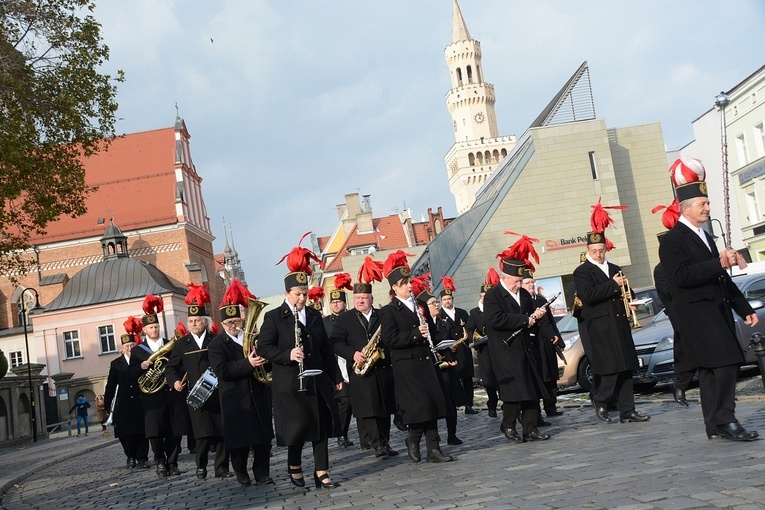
[714,91,731,250]
[19,288,44,442]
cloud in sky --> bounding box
[92,0,765,294]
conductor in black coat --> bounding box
[165,305,230,480]
[573,232,649,424]
[105,333,149,469]
[659,179,758,441]
[484,257,555,442]
[331,282,397,459]
[257,269,342,490]
[208,300,274,487]
[466,283,498,417]
[379,262,452,464]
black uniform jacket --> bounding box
[165,330,224,438]
[324,313,350,399]
[105,353,145,438]
[532,294,562,384]
[257,302,341,446]
[467,305,497,388]
[379,297,446,424]
[130,341,188,438]
[659,222,753,370]
[331,307,395,418]
[208,332,274,450]
[573,260,639,375]
[653,262,687,371]
[438,307,474,379]
[484,284,553,402]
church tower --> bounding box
[445,0,516,214]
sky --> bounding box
[92,0,765,296]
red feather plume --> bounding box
[142,294,164,315]
[175,322,189,336]
[590,197,628,233]
[209,322,220,335]
[485,267,500,287]
[185,283,210,306]
[606,238,615,252]
[651,198,681,230]
[357,256,384,284]
[504,231,541,271]
[382,250,415,276]
[219,278,256,308]
[411,275,431,298]
[440,275,456,293]
[334,273,353,291]
[308,286,325,303]
[276,231,325,275]
[123,316,143,344]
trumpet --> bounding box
[618,271,641,329]
[243,298,271,384]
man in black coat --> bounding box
[105,333,149,469]
[484,256,556,442]
[324,289,354,448]
[659,178,758,441]
[165,303,230,480]
[573,232,649,425]
[208,299,274,487]
[466,282,498,417]
[331,282,397,459]
[439,287,477,415]
[131,309,187,478]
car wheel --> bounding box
[577,356,592,392]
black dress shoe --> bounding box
[196,468,207,480]
[464,406,479,415]
[360,442,372,451]
[546,409,564,417]
[716,422,759,441]
[385,445,399,457]
[447,436,463,445]
[620,411,650,423]
[255,475,274,485]
[215,470,232,479]
[672,384,689,407]
[126,458,135,469]
[707,433,723,440]
[168,466,181,476]
[527,430,551,441]
[595,407,612,423]
[426,449,453,463]
[136,460,150,469]
[488,409,498,418]
[394,421,408,432]
[537,417,552,427]
[288,467,305,487]
[313,472,338,489]
[502,428,524,443]
[156,463,168,477]
[337,436,353,448]
[405,438,421,463]
[235,471,251,487]
[374,446,388,458]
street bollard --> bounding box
[749,332,765,392]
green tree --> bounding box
[0,0,123,279]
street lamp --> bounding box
[19,288,44,442]
[714,91,731,250]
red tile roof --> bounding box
[324,214,410,272]
[31,127,180,243]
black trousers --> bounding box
[501,401,538,435]
[149,434,181,467]
[357,416,371,446]
[408,419,440,451]
[485,386,498,412]
[542,382,558,413]
[698,364,738,436]
[196,437,228,474]
[461,377,474,407]
[288,439,329,472]
[593,371,635,418]
[675,369,696,392]
[336,395,352,437]
[360,416,391,448]
[231,444,271,479]
[119,434,149,462]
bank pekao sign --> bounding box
[545,236,588,251]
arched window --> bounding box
[492,150,500,162]
[468,153,475,166]
[476,152,483,165]
[501,148,507,158]
[466,65,473,84]
[456,68,463,87]
[485,151,491,162]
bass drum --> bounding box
[186,368,218,411]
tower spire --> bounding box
[451,0,471,43]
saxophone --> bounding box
[449,319,469,351]
[243,297,271,384]
[353,325,384,376]
[138,329,181,394]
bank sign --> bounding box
[545,235,588,251]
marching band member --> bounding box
[466,268,499,417]
[208,279,274,487]
[165,284,230,480]
[105,318,149,469]
[131,295,188,477]
[485,235,555,442]
[379,251,452,463]
[331,261,398,459]
[258,233,341,489]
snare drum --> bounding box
[186,368,218,410]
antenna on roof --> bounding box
[175,102,179,117]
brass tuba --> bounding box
[243,297,271,384]
[138,329,182,394]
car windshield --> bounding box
[649,309,668,324]
[556,314,578,333]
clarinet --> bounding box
[503,292,562,346]
[414,299,449,369]
[294,306,307,393]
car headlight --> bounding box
[654,336,674,352]
[563,336,579,352]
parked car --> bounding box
[557,286,663,391]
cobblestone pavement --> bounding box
[2,380,765,510]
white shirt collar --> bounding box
[500,280,521,305]
[442,306,456,321]
[586,253,610,277]
[191,331,206,349]
[397,296,415,312]
[679,215,712,251]
[285,299,306,325]
[145,338,164,352]
[228,331,244,346]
